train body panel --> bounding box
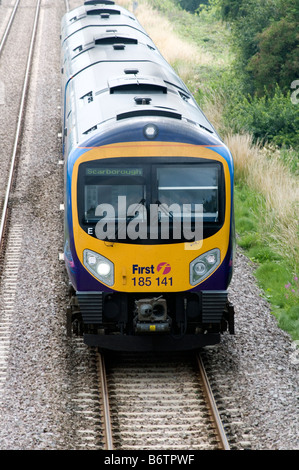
[62,2,235,351]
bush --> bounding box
[175,0,209,13]
[224,85,299,148]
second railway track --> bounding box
[0,0,42,407]
[0,0,41,245]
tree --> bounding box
[217,0,298,95]
[248,7,299,94]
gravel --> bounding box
[0,0,297,451]
[203,250,298,450]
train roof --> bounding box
[61,2,219,149]
[61,2,147,44]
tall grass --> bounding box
[225,133,299,269]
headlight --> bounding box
[193,262,206,276]
[190,248,220,285]
[97,262,111,277]
[83,249,114,286]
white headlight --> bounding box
[83,249,114,286]
[97,262,111,276]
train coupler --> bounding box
[134,296,171,334]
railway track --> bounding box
[0,0,41,247]
[0,0,42,401]
[0,0,20,56]
[95,351,230,451]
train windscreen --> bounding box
[77,159,224,243]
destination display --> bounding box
[86,168,143,177]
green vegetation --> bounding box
[218,0,299,95]
[235,183,299,340]
[147,0,299,150]
[132,0,298,340]
[225,86,299,148]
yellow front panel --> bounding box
[72,142,231,292]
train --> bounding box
[61,1,235,351]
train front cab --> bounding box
[66,138,235,351]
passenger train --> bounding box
[61,1,235,350]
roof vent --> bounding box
[84,1,115,4]
[73,45,83,53]
[134,97,152,105]
[95,35,138,45]
[124,68,139,75]
[83,125,98,135]
[109,77,167,94]
[86,8,120,15]
[80,91,93,104]
[117,110,182,121]
[113,43,125,50]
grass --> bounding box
[234,182,299,339]
[119,0,299,341]
[225,133,299,267]
[134,5,212,85]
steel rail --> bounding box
[0,0,20,57]
[196,353,230,450]
[0,0,41,249]
[97,353,114,450]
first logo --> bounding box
[157,262,171,275]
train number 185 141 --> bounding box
[132,277,173,287]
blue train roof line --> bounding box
[77,114,223,151]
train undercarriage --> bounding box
[66,286,234,351]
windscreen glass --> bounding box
[157,165,218,222]
[83,167,145,223]
[77,159,224,244]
